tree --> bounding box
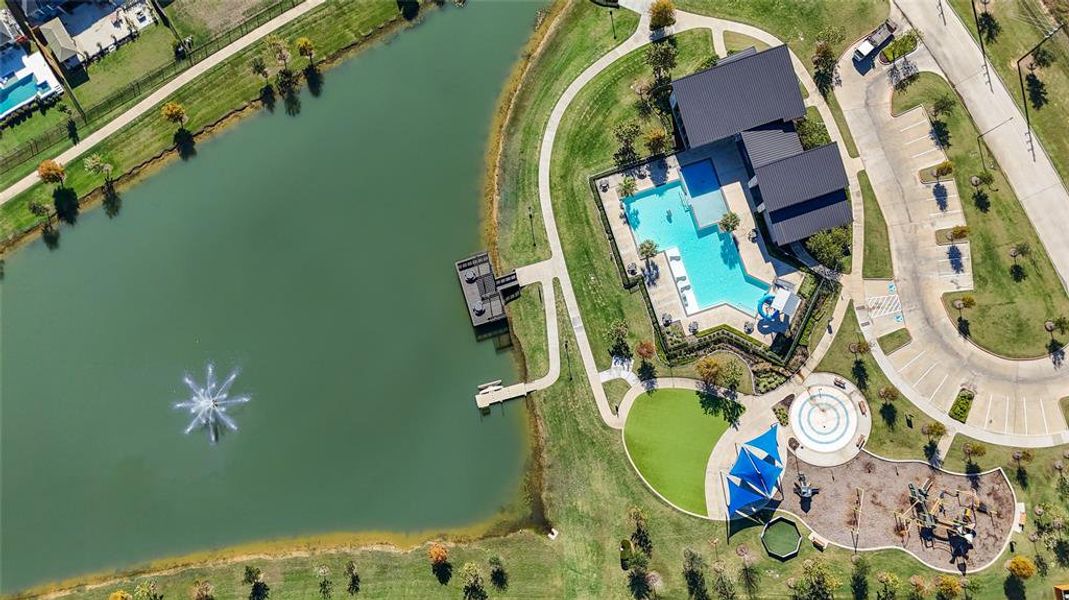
[1032,45,1055,69]
[812,41,837,96]
[931,93,956,118]
[805,226,850,271]
[876,572,900,600]
[161,101,188,128]
[1055,315,1069,334]
[428,542,449,566]
[682,548,709,600]
[316,565,333,599]
[714,571,738,600]
[488,555,508,590]
[645,40,678,81]
[37,159,65,185]
[878,386,899,403]
[645,127,669,155]
[618,176,638,198]
[28,200,51,225]
[296,37,316,66]
[636,340,656,361]
[962,442,987,463]
[267,35,291,69]
[614,122,642,166]
[629,506,653,557]
[250,55,269,80]
[190,580,215,600]
[719,361,743,391]
[850,340,871,357]
[461,563,488,600]
[344,560,361,596]
[109,591,133,600]
[738,555,760,599]
[83,153,115,184]
[933,575,961,600]
[638,239,659,267]
[133,581,163,600]
[695,355,723,388]
[949,225,969,241]
[719,211,740,233]
[628,551,653,599]
[244,566,263,585]
[1006,555,1037,580]
[1013,449,1034,468]
[791,558,839,600]
[1012,241,1032,260]
[797,117,832,150]
[921,421,947,441]
[649,0,676,30]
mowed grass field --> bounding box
[892,73,1069,358]
[623,388,729,515]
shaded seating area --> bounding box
[723,425,785,520]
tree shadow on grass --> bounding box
[1015,466,1029,489]
[879,401,898,430]
[698,387,744,426]
[1010,263,1027,282]
[972,189,990,212]
[924,439,942,467]
[851,358,869,391]
[66,119,79,144]
[52,187,79,224]
[1003,576,1025,600]
[637,360,657,382]
[1049,339,1065,367]
[174,128,197,160]
[432,561,452,585]
[957,317,971,338]
[965,460,981,490]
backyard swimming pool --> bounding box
[624,161,768,314]
[0,75,44,118]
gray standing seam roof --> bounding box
[764,190,852,245]
[739,120,804,169]
[753,143,849,212]
[671,45,805,148]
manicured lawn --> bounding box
[943,436,1069,509]
[892,73,1069,358]
[604,378,633,412]
[623,388,729,515]
[723,30,767,52]
[550,28,715,371]
[877,327,911,354]
[0,100,77,156]
[70,25,179,107]
[860,170,893,279]
[0,0,400,243]
[949,0,1069,189]
[166,0,281,42]
[676,0,885,158]
[762,518,802,557]
[816,302,940,460]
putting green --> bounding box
[623,389,730,515]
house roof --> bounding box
[0,10,21,47]
[671,45,805,148]
[765,190,852,245]
[754,143,849,212]
[739,120,804,169]
[39,18,79,62]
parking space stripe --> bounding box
[1039,398,1049,434]
[901,349,927,370]
[914,363,937,385]
[984,393,993,425]
[907,134,933,144]
[912,148,940,158]
[929,373,949,401]
[1004,397,1010,434]
[1022,397,1028,434]
[900,120,929,132]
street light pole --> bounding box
[1015,22,1065,161]
[971,0,992,91]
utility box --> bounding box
[1054,584,1069,600]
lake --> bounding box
[0,1,542,591]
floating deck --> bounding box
[475,382,528,409]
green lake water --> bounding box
[0,1,543,591]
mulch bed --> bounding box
[775,450,1015,571]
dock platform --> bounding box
[475,382,528,409]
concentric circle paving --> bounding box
[789,387,858,454]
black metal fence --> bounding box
[588,159,837,371]
[0,0,303,176]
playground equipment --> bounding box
[794,473,820,498]
[894,480,981,556]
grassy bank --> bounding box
[860,169,893,279]
[891,72,1069,358]
[0,0,402,246]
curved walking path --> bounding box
[835,6,1069,446]
[0,0,325,206]
[534,7,860,430]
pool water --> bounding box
[624,165,768,314]
[0,75,42,116]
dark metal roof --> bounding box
[753,143,849,212]
[455,253,508,328]
[763,189,852,245]
[717,45,757,66]
[739,121,804,169]
[671,45,806,148]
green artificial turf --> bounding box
[762,518,802,558]
[623,388,730,515]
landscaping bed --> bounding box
[877,327,911,354]
[949,388,975,423]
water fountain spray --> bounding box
[174,364,250,443]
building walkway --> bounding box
[0,0,325,205]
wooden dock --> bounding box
[475,382,529,409]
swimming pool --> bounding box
[624,160,769,315]
[0,75,45,119]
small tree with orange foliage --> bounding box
[37,159,65,185]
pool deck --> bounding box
[596,140,801,343]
